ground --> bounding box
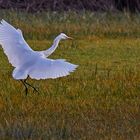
[0,10,140,139]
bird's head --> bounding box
[59,33,73,40]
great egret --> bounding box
[0,19,78,95]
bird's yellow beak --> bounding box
[67,36,73,40]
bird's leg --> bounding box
[24,78,39,94]
[20,80,28,95]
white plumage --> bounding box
[0,19,78,81]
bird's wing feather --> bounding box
[28,58,78,80]
[0,20,34,67]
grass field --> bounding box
[0,10,140,140]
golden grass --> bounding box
[0,10,140,139]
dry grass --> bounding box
[0,10,140,140]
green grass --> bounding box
[0,10,140,140]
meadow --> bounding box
[0,10,140,139]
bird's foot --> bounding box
[32,86,39,94]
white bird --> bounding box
[0,19,78,94]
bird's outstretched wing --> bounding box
[28,58,78,80]
[0,19,34,67]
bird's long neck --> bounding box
[42,37,61,57]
